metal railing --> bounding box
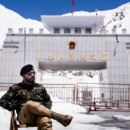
[0,83,75,104]
[1,82,130,108]
[0,83,13,91]
[42,84,75,103]
[76,83,130,109]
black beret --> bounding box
[20,64,34,76]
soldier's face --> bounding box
[22,70,35,83]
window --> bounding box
[75,28,81,34]
[3,46,18,48]
[126,47,130,49]
[85,28,91,34]
[54,28,60,33]
[4,42,19,44]
[64,28,71,34]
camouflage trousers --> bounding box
[18,101,52,130]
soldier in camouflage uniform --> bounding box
[0,64,73,130]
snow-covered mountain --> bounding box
[0,2,130,49]
[0,4,49,49]
[63,2,130,34]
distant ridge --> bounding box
[0,2,130,48]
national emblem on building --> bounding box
[69,41,76,49]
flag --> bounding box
[72,0,74,5]
[71,0,74,15]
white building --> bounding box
[0,15,130,84]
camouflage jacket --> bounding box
[0,81,52,113]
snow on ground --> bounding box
[113,115,130,121]
[0,72,124,130]
[0,91,122,130]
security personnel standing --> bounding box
[0,64,73,130]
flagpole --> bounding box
[24,27,26,65]
[72,4,73,16]
[71,0,74,16]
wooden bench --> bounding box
[10,110,37,130]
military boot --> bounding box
[51,112,73,127]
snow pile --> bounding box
[0,107,10,127]
[113,115,130,121]
[37,70,99,84]
[52,97,86,113]
[52,97,104,124]
[44,70,98,78]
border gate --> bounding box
[76,83,130,109]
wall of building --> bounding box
[0,31,130,84]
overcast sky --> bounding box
[0,0,130,21]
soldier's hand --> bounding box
[13,103,22,110]
[20,103,25,109]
